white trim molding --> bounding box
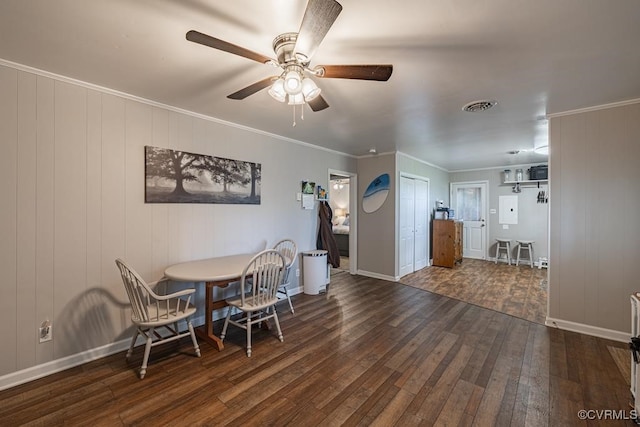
[547,97,640,118]
[357,270,399,282]
[396,151,448,172]
[0,58,355,160]
[0,338,132,391]
[0,313,214,391]
[545,317,630,343]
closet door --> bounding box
[399,176,429,277]
[414,179,428,270]
[399,177,415,277]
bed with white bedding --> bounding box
[332,215,350,257]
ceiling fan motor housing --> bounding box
[273,33,300,65]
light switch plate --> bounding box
[502,224,509,229]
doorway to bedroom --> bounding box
[329,172,354,274]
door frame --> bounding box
[329,169,357,275]
[450,180,489,260]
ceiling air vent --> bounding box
[462,100,497,112]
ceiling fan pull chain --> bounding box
[292,104,296,127]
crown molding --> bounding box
[547,97,640,118]
[0,58,356,159]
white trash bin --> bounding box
[302,250,328,295]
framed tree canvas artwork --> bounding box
[144,146,261,204]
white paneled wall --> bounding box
[35,76,55,366]
[1,66,18,373]
[0,64,356,381]
[17,71,37,370]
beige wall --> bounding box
[549,102,640,334]
[356,154,397,277]
[0,64,356,378]
[355,153,450,279]
[397,153,450,207]
[450,166,549,260]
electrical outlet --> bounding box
[39,320,52,343]
[296,268,300,277]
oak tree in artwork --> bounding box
[202,156,261,202]
[249,162,261,199]
[144,146,204,196]
[204,157,247,192]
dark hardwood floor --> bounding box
[0,272,633,426]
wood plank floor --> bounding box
[400,259,548,325]
[0,272,632,426]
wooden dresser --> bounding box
[432,219,463,268]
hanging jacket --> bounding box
[317,201,341,268]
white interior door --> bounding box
[400,176,429,277]
[451,182,487,259]
[414,179,428,270]
[399,177,415,277]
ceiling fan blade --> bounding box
[316,65,393,81]
[227,77,278,100]
[186,30,273,64]
[293,0,343,62]
[308,95,330,112]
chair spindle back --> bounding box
[273,239,298,283]
[240,250,286,307]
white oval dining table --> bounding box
[164,253,255,350]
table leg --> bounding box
[194,280,232,351]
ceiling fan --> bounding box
[186,0,393,113]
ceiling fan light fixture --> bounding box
[284,69,303,95]
[268,78,286,102]
[301,78,321,101]
[287,92,305,105]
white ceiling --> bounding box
[1,0,639,171]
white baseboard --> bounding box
[0,287,305,391]
[487,256,547,268]
[545,317,630,343]
[356,269,398,282]
[0,338,132,391]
